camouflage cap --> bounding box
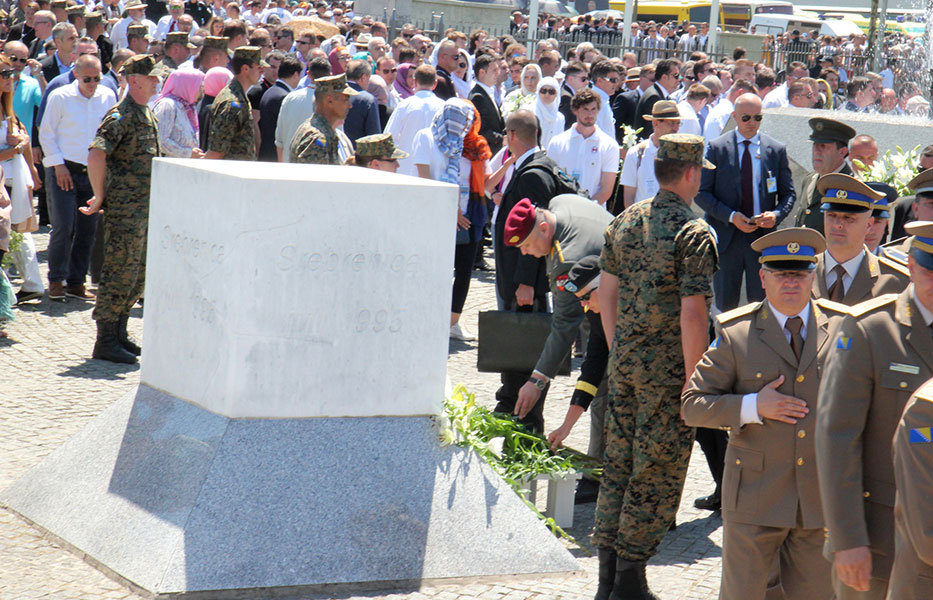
[808,117,856,145]
[657,133,715,169]
[165,31,197,49]
[120,54,157,76]
[66,5,86,16]
[644,99,680,121]
[84,11,103,26]
[202,36,230,50]
[355,133,409,160]
[232,46,270,67]
[50,0,67,8]
[127,23,151,39]
[314,73,358,97]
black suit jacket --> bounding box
[39,53,63,82]
[494,150,558,306]
[469,83,504,154]
[28,36,48,59]
[890,195,915,242]
[634,83,666,138]
[258,80,290,162]
[434,67,456,101]
[612,88,639,140]
[695,131,796,252]
[343,81,381,146]
[559,82,576,128]
[7,23,36,47]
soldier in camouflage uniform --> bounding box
[155,32,195,73]
[204,46,267,161]
[594,134,719,600]
[289,73,356,165]
[81,55,161,364]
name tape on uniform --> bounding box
[890,362,921,375]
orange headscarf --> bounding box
[461,103,492,197]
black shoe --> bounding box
[694,492,721,511]
[608,558,644,600]
[669,520,677,531]
[635,562,662,600]
[117,315,142,356]
[575,477,600,504]
[473,259,493,271]
[15,290,42,304]
[93,321,137,364]
[594,548,617,600]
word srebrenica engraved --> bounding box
[275,246,420,274]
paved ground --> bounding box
[0,230,723,600]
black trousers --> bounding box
[452,240,478,314]
[713,232,765,312]
[695,427,728,494]
[493,297,550,434]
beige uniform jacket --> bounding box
[888,379,933,600]
[816,288,933,579]
[683,299,846,529]
[811,250,909,305]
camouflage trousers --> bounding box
[92,216,147,323]
[592,376,695,561]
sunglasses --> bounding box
[457,62,466,68]
[539,88,556,95]
[578,289,594,301]
[381,68,397,74]
[604,76,618,83]
[0,70,15,79]
[740,114,763,122]
[402,33,414,38]
[296,40,312,45]
[5,56,28,64]
[82,75,102,82]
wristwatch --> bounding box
[528,376,548,391]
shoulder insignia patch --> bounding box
[815,298,850,315]
[112,111,121,120]
[709,336,720,349]
[313,137,326,147]
[836,334,852,350]
[878,253,910,277]
[909,427,932,443]
[849,293,898,318]
[715,302,759,324]
[882,246,909,266]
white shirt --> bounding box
[260,7,293,23]
[619,136,659,204]
[111,17,157,49]
[275,86,316,162]
[676,100,702,136]
[703,97,734,141]
[410,127,473,214]
[740,301,811,425]
[39,80,117,167]
[243,9,264,25]
[824,249,866,296]
[592,85,616,139]
[384,90,445,176]
[547,124,619,203]
[761,82,789,109]
[154,14,178,40]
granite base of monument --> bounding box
[1,384,579,598]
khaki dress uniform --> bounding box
[816,285,933,599]
[793,118,857,234]
[811,250,910,304]
[888,378,933,600]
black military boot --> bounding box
[594,548,617,600]
[636,561,661,600]
[93,320,137,364]
[117,315,142,356]
[608,557,643,600]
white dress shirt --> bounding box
[761,82,789,109]
[40,80,117,167]
[546,124,619,203]
[384,90,445,176]
[824,249,866,296]
[592,85,616,139]
[619,136,659,204]
[740,301,811,425]
[676,100,702,136]
[704,98,734,141]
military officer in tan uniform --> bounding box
[816,221,933,599]
[888,376,933,600]
[811,174,909,305]
[683,228,847,600]
[795,118,856,235]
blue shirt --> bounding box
[13,74,42,133]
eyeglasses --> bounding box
[603,76,618,83]
[82,75,102,82]
[402,33,414,38]
[296,40,312,45]
[381,68,397,74]
[79,49,100,56]
[0,70,15,79]
[5,56,28,64]
[539,88,556,95]
[740,114,763,122]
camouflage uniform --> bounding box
[595,184,718,561]
[289,112,353,165]
[207,79,256,160]
[89,92,160,323]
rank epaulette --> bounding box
[715,302,759,325]
[815,298,850,315]
[878,253,910,277]
[881,245,909,267]
[849,293,898,318]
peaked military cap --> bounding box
[314,73,358,96]
[657,133,715,169]
[165,31,197,49]
[355,133,409,160]
[908,167,933,197]
[865,182,896,219]
[202,36,230,50]
[808,117,856,145]
[50,0,67,9]
[232,46,270,67]
[817,173,884,213]
[121,54,157,76]
[906,221,933,270]
[751,227,826,270]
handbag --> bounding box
[477,310,571,376]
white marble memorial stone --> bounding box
[144,160,457,419]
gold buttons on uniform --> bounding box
[756,372,762,379]
[796,375,805,383]
[736,459,741,465]
[805,209,811,215]
[864,491,871,498]
[797,458,804,466]
[798,430,806,438]
[900,382,908,389]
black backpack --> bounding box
[518,152,589,201]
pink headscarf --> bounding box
[328,46,346,75]
[157,68,206,136]
[394,62,415,99]
[203,66,233,97]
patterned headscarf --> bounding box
[430,98,474,187]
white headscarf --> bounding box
[534,76,564,147]
[520,63,542,95]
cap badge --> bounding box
[508,235,519,244]
[787,242,800,254]
[837,190,847,199]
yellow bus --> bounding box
[608,0,793,27]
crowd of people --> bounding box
[0,1,932,599]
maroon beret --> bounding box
[504,198,537,246]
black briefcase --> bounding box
[476,310,572,376]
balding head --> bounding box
[734,92,761,113]
[733,93,763,138]
[505,109,539,152]
[849,134,878,169]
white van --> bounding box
[749,14,861,37]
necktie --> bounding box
[786,316,804,361]
[170,20,176,32]
[828,264,847,302]
[741,140,754,218]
